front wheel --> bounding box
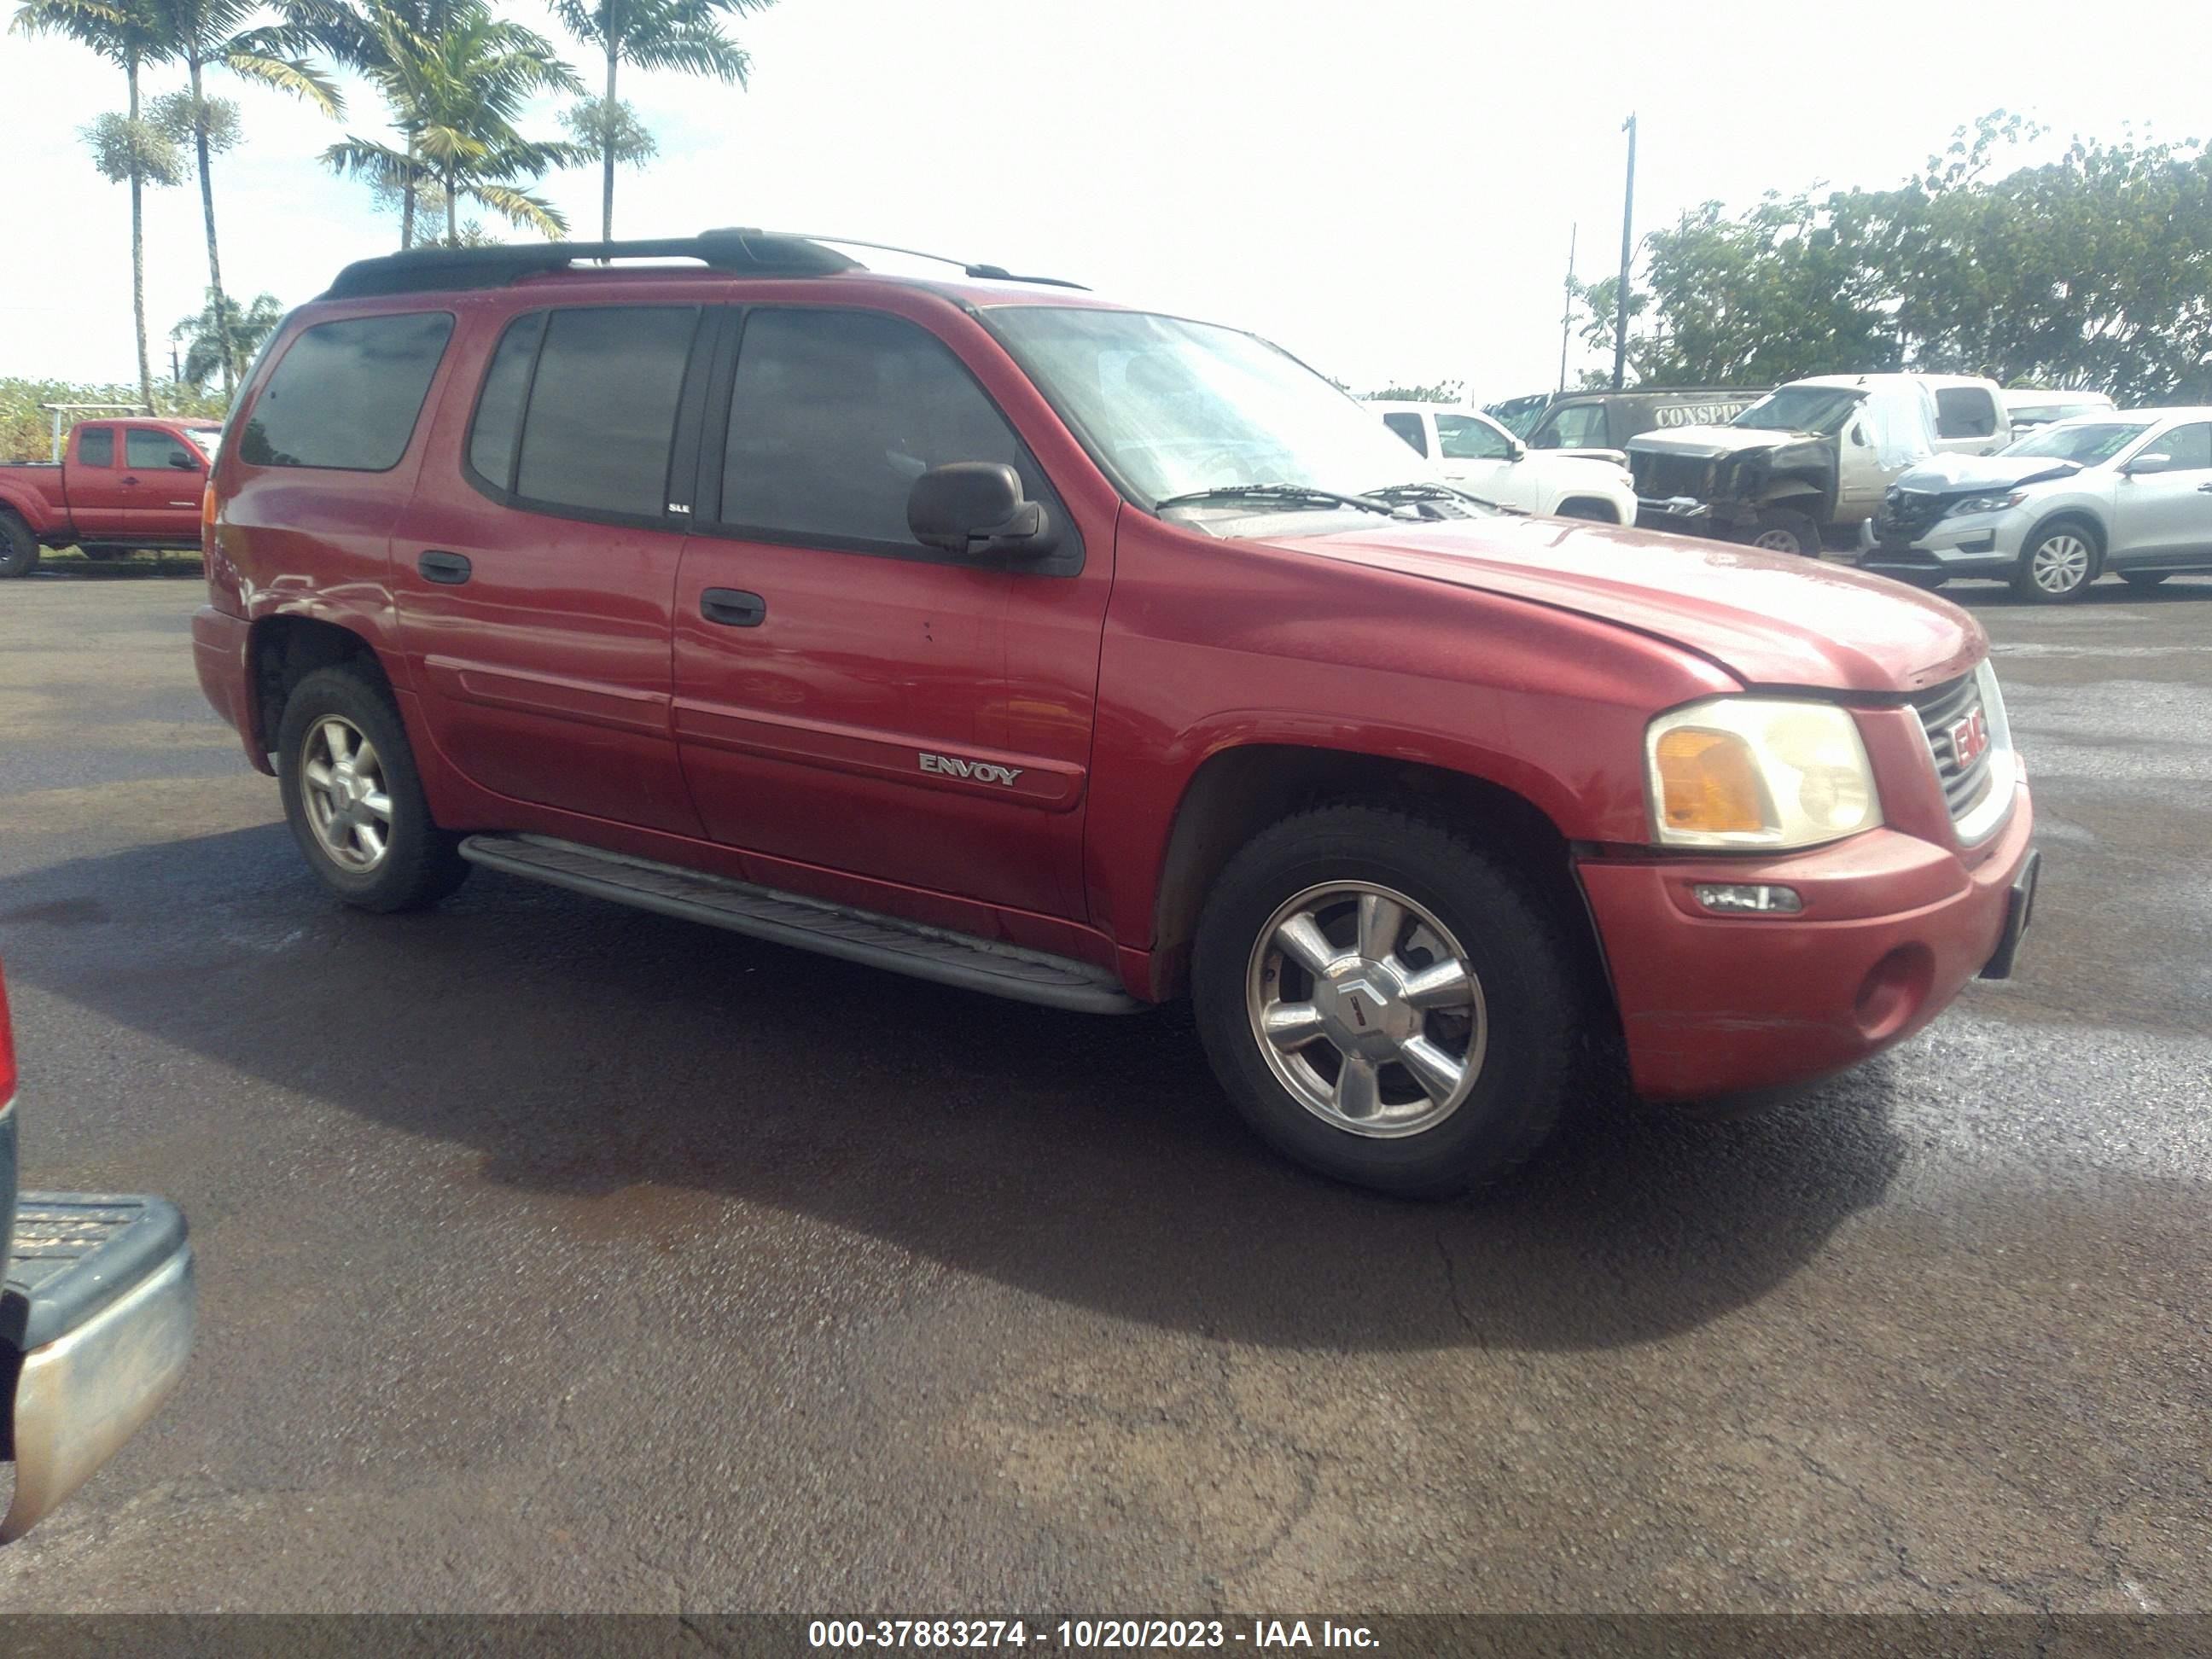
[276,665,469,912]
[1747,507,1821,556]
[1192,806,1580,1196]
[2014,521,2099,602]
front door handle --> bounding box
[701,588,766,627]
[417,550,473,585]
[2196,481,2212,494]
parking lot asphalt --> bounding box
[0,568,2205,1613]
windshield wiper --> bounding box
[1364,481,1524,516]
[1152,483,1405,517]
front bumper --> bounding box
[1,1193,195,1540]
[1577,783,2036,1101]
[1855,509,2028,578]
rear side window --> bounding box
[503,306,699,519]
[1382,412,1429,456]
[240,311,454,470]
[1936,387,1998,439]
[716,308,1052,553]
[77,428,114,467]
[125,428,198,469]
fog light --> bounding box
[1692,882,1803,916]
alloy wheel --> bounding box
[2030,533,2093,595]
[300,715,393,870]
[1246,882,1487,1138]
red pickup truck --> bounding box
[0,417,222,576]
[190,230,2039,1196]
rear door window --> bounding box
[240,311,455,470]
[1382,412,1429,456]
[76,427,115,467]
[1936,386,2000,440]
[508,306,701,520]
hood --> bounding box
[1893,452,2083,494]
[1626,424,1807,458]
[1273,515,1983,695]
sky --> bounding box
[4,0,2211,400]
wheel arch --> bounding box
[2022,507,2106,563]
[247,615,389,760]
[1145,743,1615,1018]
[1553,495,1622,523]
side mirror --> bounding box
[1505,438,1526,462]
[2126,451,2174,475]
[906,463,1057,557]
[169,451,201,470]
[1848,422,1868,447]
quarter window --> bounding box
[77,428,114,467]
[513,306,701,518]
[465,311,546,493]
[240,311,454,470]
[717,309,1049,551]
[1382,412,1429,456]
[125,428,198,470]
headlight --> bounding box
[1647,698,1884,849]
[1947,491,2025,517]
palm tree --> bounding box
[148,0,342,397]
[550,0,771,242]
[14,0,181,412]
[317,0,583,248]
[172,288,285,387]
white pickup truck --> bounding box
[1371,402,1638,525]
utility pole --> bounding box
[1613,113,1637,392]
[1558,223,1577,395]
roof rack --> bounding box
[784,234,1089,291]
[321,228,857,300]
[321,226,1085,300]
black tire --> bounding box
[2120,571,2170,591]
[276,664,469,913]
[1192,805,1580,1197]
[0,511,38,579]
[2012,516,2101,602]
[1554,498,1619,523]
[1747,507,1821,556]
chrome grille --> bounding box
[1912,673,1994,820]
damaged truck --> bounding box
[1624,374,2010,555]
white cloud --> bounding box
[3,0,2208,394]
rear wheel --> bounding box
[0,511,38,579]
[1748,507,1821,556]
[2014,520,2099,602]
[2120,571,2170,591]
[1192,806,1579,1197]
[276,665,469,912]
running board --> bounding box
[457,835,1142,1016]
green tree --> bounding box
[1363,380,1465,404]
[550,0,771,242]
[14,0,181,413]
[171,288,285,387]
[313,0,581,247]
[148,0,341,396]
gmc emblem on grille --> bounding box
[1950,707,1991,766]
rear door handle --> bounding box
[701,588,766,627]
[417,550,473,585]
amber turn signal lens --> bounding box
[1655,727,1771,835]
[200,482,216,557]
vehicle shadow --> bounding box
[1866,572,2212,608]
[0,825,1908,1354]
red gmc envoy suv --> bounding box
[190,229,2039,1196]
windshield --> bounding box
[2000,420,2148,465]
[986,307,1429,513]
[1731,386,1866,435]
[183,428,221,460]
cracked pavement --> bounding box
[0,570,2205,1612]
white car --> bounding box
[2001,387,2116,435]
[1860,406,2212,601]
[1372,402,1639,526]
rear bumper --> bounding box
[1577,784,2036,1101]
[2,1193,195,1541]
[191,604,271,774]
